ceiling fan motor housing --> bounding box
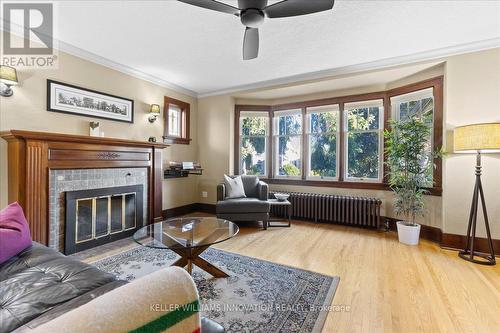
[240,8,265,28]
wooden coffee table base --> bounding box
[170,246,229,278]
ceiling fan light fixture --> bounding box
[240,8,265,28]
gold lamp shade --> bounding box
[150,104,161,115]
[0,66,18,86]
[454,123,500,153]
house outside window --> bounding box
[273,109,303,178]
[239,111,269,176]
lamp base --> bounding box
[459,152,496,265]
[459,250,496,265]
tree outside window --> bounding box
[306,105,339,179]
[274,110,302,177]
[240,112,268,176]
[344,100,384,181]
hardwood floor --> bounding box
[80,214,500,333]
[210,217,500,333]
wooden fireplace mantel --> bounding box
[1,130,169,245]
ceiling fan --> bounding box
[178,0,335,60]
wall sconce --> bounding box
[148,104,161,123]
[0,66,18,97]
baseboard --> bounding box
[162,203,216,218]
[384,217,498,256]
[162,203,198,219]
[441,233,500,255]
[195,203,216,214]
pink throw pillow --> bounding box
[0,202,32,264]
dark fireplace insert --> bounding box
[65,185,144,254]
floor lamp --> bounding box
[453,123,500,265]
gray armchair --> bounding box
[216,175,270,230]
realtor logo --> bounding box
[2,2,57,68]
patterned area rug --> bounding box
[92,246,339,333]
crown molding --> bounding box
[198,38,500,98]
[0,20,198,98]
[56,40,198,97]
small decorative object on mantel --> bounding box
[454,122,500,265]
[164,161,203,178]
[148,136,157,143]
[47,79,134,123]
[89,121,100,137]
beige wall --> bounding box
[0,49,198,210]
[197,48,500,238]
[196,95,235,204]
[2,42,498,239]
[443,48,500,238]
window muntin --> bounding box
[344,100,384,182]
[391,88,434,186]
[239,111,269,176]
[305,105,339,180]
[273,109,302,178]
[168,104,182,137]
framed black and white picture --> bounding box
[47,80,134,123]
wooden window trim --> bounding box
[164,96,191,145]
[234,76,443,196]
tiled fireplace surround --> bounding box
[49,168,148,252]
[1,130,167,249]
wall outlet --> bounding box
[201,191,208,198]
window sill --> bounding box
[263,178,442,196]
[162,136,191,145]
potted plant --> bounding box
[384,115,442,245]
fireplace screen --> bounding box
[65,185,143,254]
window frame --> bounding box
[163,96,190,145]
[343,99,385,183]
[239,110,270,177]
[233,76,443,196]
[273,109,303,179]
[305,104,340,181]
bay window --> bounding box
[344,100,384,182]
[306,104,339,180]
[239,111,269,176]
[274,109,302,178]
[234,76,443,195]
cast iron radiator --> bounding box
[270,191,382,229]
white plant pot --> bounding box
[396,221,421,245]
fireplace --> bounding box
[1,130,168,249]
[65,185,143,254]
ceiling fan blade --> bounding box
[178,0,240,15]
[243,27,259,60]
[264,0,334,18]
[238,0,268,10]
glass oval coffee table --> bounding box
[133,217,238,277]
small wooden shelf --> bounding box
[164,168,203,179]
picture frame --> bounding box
[47,79,134,123]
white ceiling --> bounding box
[47,1,500,95]
[234,61,442,100]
